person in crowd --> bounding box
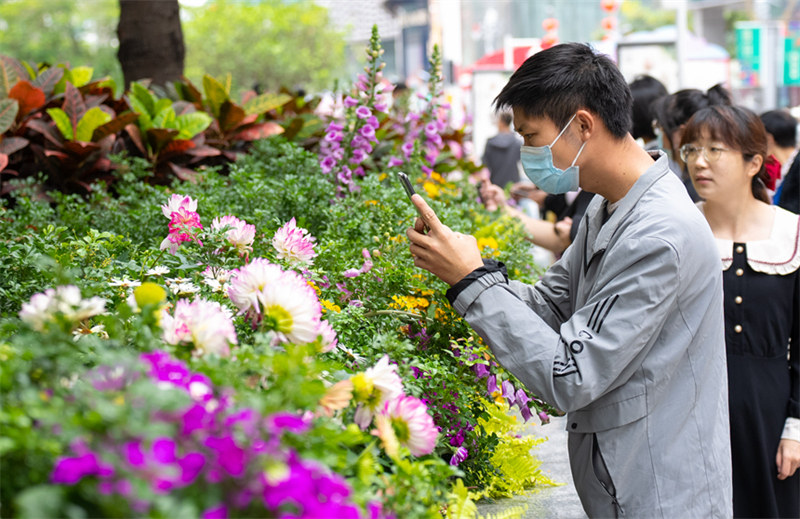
[405,42,731,517]
[681,105,800,518]
[628,75,668,151]
[479,180,592,258]
[760,109,799,212]
[651,84,732,200]
[481,112,522,189]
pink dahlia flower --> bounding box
[380,395,438,456]
[211,215,255,255]
[227,259,284,321]
[161,297,237,357]
[161,194,198,219]
[271,218,317,265]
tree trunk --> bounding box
[117,0,185,88]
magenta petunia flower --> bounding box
[271,218,318,266]
[487,374,499,394]
[502,380,516,405]
[449,446,468,466]
[387,156,404,168]
[344,96,359,107]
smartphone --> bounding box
[396,171,428,230]
[397,171,416,200]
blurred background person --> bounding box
[481,111,522,189]
[629,75,668,152]
[760,109,799,213]
[681,104,800,518]
[652,84,732,201]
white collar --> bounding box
[714,206,800,275]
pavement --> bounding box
[475,415,588,519]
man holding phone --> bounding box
[406,43,731,517]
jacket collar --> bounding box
[583,151,671,259]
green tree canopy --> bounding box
[182,0,347,94]
[0,0,122,84]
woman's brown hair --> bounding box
[680,105,770,203]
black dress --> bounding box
[717,207,800,518]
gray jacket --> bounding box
[452,153,732,518]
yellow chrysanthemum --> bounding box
[422,181,440,198]
[307,280,321,296]
[320,299,341,313]
[134,282,166,307]
[364,200,379,206]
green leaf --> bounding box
[0,56,19,98]
[174,111,212,140]
[0,98,19,134]
[129,82,155,117]
[202,74,229,118]
[243,92,292,116]
[152,105,176,129]
[75,106,112,142]
[46,107,73,140]
[15,485,65,519]
[68,66,93,87]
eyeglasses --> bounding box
[679,145,730,163]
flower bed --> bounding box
[0,27,557,519]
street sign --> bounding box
[785,22,800,86]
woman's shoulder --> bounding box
[744,206,800,275]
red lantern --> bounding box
[601,0,618,13]
[601,16,617,31]
[542,18,559,32]
[541,34,559,49]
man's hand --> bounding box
[406,194,484,286]
[776,438,800,480]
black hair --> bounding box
[493,42,632,138]
[651,84,732,136]
[629,75,667,141]
[681,105,770,203]
[759,109,798,148]
[498,112,513,127]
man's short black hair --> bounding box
[493,42,632,138]
[760,109,798,148]
[498,112,513,127]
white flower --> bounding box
[72,324,108,341]
[161,194,198,218]
[351,355,404,429]
[161,297,237,357]
[227,258,284,319]
[257,269,322,344]
[19,285,106,332]
[108,277,141,289]
[171,282,200,296]
[146,266,171,277]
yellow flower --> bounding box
[364,200,379,206]
[307,280,321,296]
[320,299,341,313]
[422,181,440,198]
[477,236,498,252]
[134,282,167,307]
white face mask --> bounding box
[520,113,586,194]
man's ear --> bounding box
[575,109,595,138]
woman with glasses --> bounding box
[681,104,800,518]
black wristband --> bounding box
[445,258,508,305]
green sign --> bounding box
[736,26,761,86]
[785,23,800,86]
